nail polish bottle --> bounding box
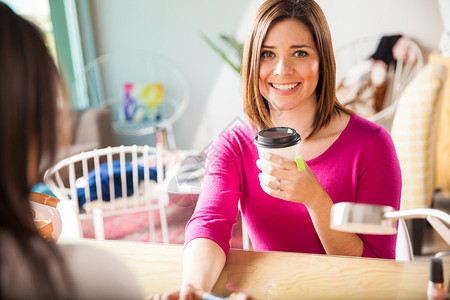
[428,257,446,300]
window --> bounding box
[3,0,57,60]
[5,0,88,109]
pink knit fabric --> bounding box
[185,114,401,259]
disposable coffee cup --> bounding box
[254,127,301,167]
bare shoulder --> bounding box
[316,112,351,142]
[300,113,351,160]
[329,112,351,137]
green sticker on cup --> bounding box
[296,156,305,172]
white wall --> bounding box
[87,0,444,150]
[317,0,443,58]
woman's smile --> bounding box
[270,82,301,92]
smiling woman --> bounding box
[150,0,402,299]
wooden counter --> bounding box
[70,239,447,299]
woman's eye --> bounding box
[261,51,274,58]
[294,50,308,57]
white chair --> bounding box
[238,201,250,250]
[335,36,423,132]
[73,52,190,149]
[396,219,414,262]
[44,145,169,243]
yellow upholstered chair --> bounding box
[391,62,446,255]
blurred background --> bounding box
[3,0,445,150]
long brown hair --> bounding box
[0,2,74,299]
[242,0,351,138]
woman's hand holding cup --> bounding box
[255,127,324,207]
[256,152,322,206]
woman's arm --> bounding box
[148,238,226,300]
[181,238,226,295]
[303,187,363,256]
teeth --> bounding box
[272,83,299,91]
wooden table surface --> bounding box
[67,238,449,299]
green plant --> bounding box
[201,33,243,74]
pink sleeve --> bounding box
[184,132,241,257]
[357,128,402,259]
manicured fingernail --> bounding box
[296,156,305,172]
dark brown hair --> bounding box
[0,2,74,299]
[242,0,351,138]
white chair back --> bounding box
[368,40,423,130]
[238,201,250,250]
[44,145,169,243]
[335,36,423,132]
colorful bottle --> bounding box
[123,83,136,121]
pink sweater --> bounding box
[185,114,401,259]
